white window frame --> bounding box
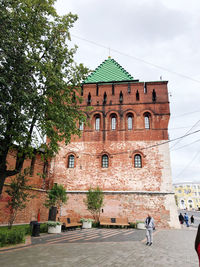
[68,155,75,168]
[111,116,116,130]
[145,115,150,129]
[102,154,109,168]
[128,115,133,130]
[95,117,100,131]
[134,154,142,168]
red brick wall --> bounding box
[0,150,50,225]
[59,193,172,228]
[50,80,180,228]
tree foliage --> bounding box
[5,170,34,229]
[85,187,104,222]
[0,0,89,195]
[44,183,67,209]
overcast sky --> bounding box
[55,0,200,184]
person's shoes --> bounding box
[149,242,152,246]
[146,242,149,245]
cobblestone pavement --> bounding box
[0,228,198,267]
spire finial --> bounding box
[108,47,111,58]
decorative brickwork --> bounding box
[51,58,180,229]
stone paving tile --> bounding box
[0,228,198,267]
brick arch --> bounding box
[123,109,137,117]
[123,109,137,130]
[90,111,104,131]
[130,150,146,168]
[141,108,155,116]
[141,110,154,129]
[106,110,119,131]
[66,152,78,168]
[97,151,113,168]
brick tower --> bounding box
[51,57,179,228]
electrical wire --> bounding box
[171,138,200,152]
[71,34,200,84]
[175,149,200,178]
[170,119,200,151]
[171,109,200,119]
[76,128,200,156]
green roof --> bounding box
[84,57,134,83]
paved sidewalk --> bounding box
[0,228,198,267]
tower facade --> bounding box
[51,58,179,228]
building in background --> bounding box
[173,182,200,210]
[50,57,180,228]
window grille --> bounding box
[134,154,142,168]
[102,154,108,168]
[68,155,75,168]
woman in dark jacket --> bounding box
[195,224,200,266]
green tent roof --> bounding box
[84,57,134,83]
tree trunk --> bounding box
[0,171,7,197]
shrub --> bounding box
[92,221,100,228]
[0,229,25,247]
[40,223,48,233]
[80,218,94,223]
[47,221,61,227]
[129,222,136,228]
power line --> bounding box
[71,34,200,84]
[77,128,200,156]
[170,119,200,151]
[139,129,200,152]
[171,109,200,119]
[175,149,200,178]
[171,138,200,151]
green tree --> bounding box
[0,0,89,195]
[44,183,67,209]
[85,187,104,222]
[5,170,34,229]
[44,183,67,220]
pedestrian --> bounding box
[184,213,189,227]
[145,214,155,246]
[195,224,200,266]
[178,213,184,224]
[191,215,194,224]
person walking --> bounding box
[191,215,194,224]
[195,224,200,266]
[145,214,155,246]
[184,213,189,227]
[179,213,184,224]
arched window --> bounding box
[134,154,142,168]
[111,116,116,130]
[102,154,109,168]
[127,115,133,130]
[144,114,150,129]
[79,121,84,131]
[95,116,100,131]
[68,155,75,168]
